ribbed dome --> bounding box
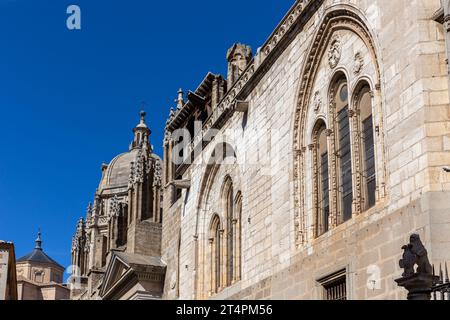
[99,149,140,189]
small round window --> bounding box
[340,84,348,102]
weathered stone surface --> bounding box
[160,0,450,300]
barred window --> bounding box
[318,270,347,300]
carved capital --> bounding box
[325,129,333,137]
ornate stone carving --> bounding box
[153,160,162,187]
[108,195,120,221]
[134,151,145,184]
[84,233,90,253]
[396,234,437,300]
[328,35,341,69]
[128,162,135,189]
[85,202,93,226]
[312,91,322,113]
[399,234,433,277]
[163,130,171,145]
[444,14,450,32]
[353,51,364,75]
[71,235,77,252]
[293,8,383,248]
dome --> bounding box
[99,149,140,189]
[97,111,160,191]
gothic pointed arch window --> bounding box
[333,77,353,223]
[221,176,242,286]
[357,85,376,210]
[209,214,222,294]
[224,179,234,286]
[312,120,330,237]
[234,191,242,282]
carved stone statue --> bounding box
[399,244,416,277]
[399,234,432,277]
[410,234,433,275]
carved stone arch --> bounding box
[307,115,328,145]
[292,6,383,248]
[350,75,376,97]
[194,143,242,299]
[350,77,381,212]
[220,175,234,200]
[311,118,328,140]
[234,190,242,207]
[208,213,222,238]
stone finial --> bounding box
[140,110,146,124]
[226,43,253,86]
[35,229,43,250]
[177,88,184,110]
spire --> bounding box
[130,110,151,151]
[35,229,43,250]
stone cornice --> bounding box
[174,0,323,175]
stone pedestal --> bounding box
[395,273,439,300]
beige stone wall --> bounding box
[162,0,450,300]
[161,198,182,299]
[16,262,63,284]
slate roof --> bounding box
[17,231,64,269]
[17,248,64,269]
[114,251,166,268]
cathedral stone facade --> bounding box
[71,0,450,300]
[70,112,164,300]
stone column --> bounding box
[232,219,238,284]
[348,108,362,215]
[219,229,226,290]
[395,274,438,300]
[325,128,338,228]
[309,143,319,236]
[371,88,386,202]
[208,238,214,296]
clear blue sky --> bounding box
[0,0,294,272]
